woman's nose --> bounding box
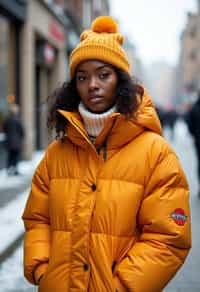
[88,77,99,90]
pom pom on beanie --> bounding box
[92,16,118,33]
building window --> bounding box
[189,26,196,38]
[189,51,197,61]
[93,0,102,17]
[83,0,91,27]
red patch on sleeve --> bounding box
[170,208,187,226]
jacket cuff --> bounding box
[34,263,48,285]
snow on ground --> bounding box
[0,243,36,292]
[0,151,44,255]
[0,189,30,254]
[0,151,43,190]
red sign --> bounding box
[49,20,64,44]
[44,43,55,65]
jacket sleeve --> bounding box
[22,152,50,285]
[115,151,191,292]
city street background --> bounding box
[0,0,200,292]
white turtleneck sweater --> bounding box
[78,102,116,140]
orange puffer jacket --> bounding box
[22,90,191,292]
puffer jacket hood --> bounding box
[58,88,162,151]
[22,87,191,292]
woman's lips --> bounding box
[88,95,103,103]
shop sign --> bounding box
[44,43,55,65]
[49,20,64,44]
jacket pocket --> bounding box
[34,262,49,285]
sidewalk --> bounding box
[0,151,44,262]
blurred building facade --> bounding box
[176,0,200,107]
[0,0,110,165]
[0,0,27,168]
[145,61,176,109]
[123,37,146,84]
[64,0,110,57]
[0,0,27,131]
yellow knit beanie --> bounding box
[69,16,130,79]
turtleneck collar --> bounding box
[78,102,116,138]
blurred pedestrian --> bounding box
[155,105,166,127]
[22,16,191,292]
[165,109,178,140]
[3,103,24,175]
[185,92,200,198]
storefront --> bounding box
[0,15,9,131]
[20,0,67,158]
[35,39,58,149]
[0,0,27,168]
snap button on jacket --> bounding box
[22,90,191,292]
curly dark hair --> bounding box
[46,68,143,139]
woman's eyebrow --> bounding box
[77,64,112,73]
[96,65,112,70]
[77,69,86,73]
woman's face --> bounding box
[76,60,118,113]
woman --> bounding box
[22,16,191,292]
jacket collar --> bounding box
[58,109,120,149]
[58,88,162,150]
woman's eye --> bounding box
[99,73,110,79]
[77,75,86,81]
